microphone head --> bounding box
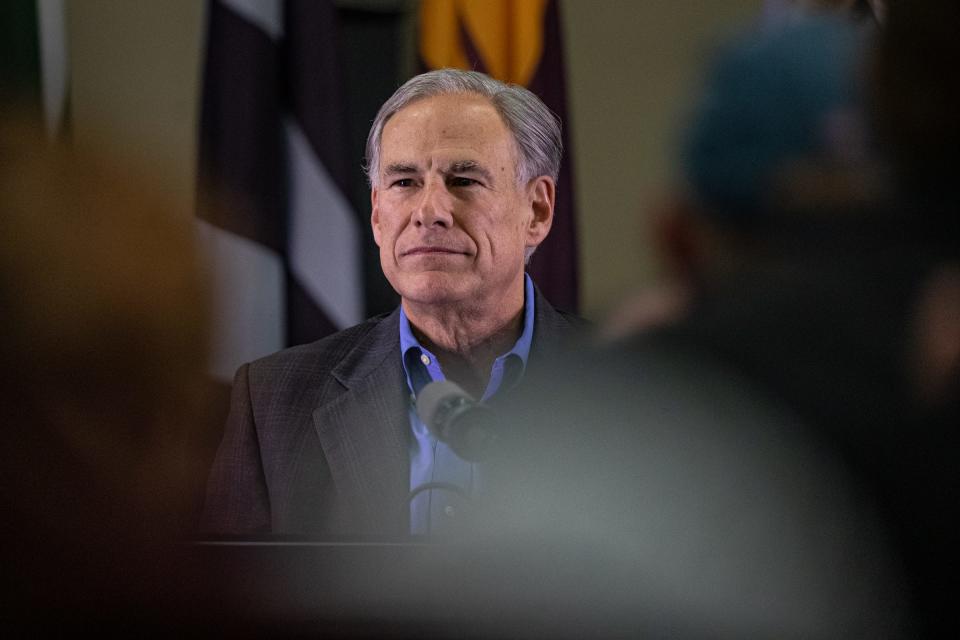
[415,380,471,438]
[416,380,498,461]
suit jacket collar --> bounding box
[530,284,581,362]
[330,307,402,388]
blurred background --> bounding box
[3,0,764,370]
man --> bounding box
[200,69,584,537]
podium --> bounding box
[186,536,679,638]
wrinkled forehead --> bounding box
[380,93,520,170]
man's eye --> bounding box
[391,178,415,188]
[449,176,478,187]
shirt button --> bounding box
[420,353,431,366]
[444,505,456,517]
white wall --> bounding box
[562,1,759,317]
[69,0,205,222]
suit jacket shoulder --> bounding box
[529,285,590,364]
[201,310,411,536]
[245,309,399,406]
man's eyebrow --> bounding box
[446,160,493,182]
[383,163,419,176]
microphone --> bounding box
[415,380,498,462]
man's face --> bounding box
[371,93,553,312]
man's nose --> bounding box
[414,180,454,228]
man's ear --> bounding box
[525,176,555,249]
[370,187,382,247]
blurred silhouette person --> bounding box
[604,0,885,342]
[867,0,960,632]
[368,8,954,638]
[0,113,218,630]
[464,16,915,638]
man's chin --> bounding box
[394,275,474,308]
[400,287,470,308]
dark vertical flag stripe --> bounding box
[459,19,488,75]
[198,0,286,254]
[283,0,350,195]
[0,0,42,111]
[282,0,363,344]
[198,0,362,370]
[282,0,344,347]
[523,0,578,313]
[286,270,339,345]
[1,1,70,138]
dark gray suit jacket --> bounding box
[200,288,584,536]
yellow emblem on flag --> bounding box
[419,0,548,87]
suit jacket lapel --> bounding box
[311,310,411,535]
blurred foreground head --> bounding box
[0,113,211,622]
[680,8,959,410]
[608,15,880,337]
[682,15,877,230]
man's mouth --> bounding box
[401,247,467,257]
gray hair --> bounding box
[365,69,562,187]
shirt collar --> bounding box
[399,273,537,396]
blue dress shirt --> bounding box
[401,274,536,535]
